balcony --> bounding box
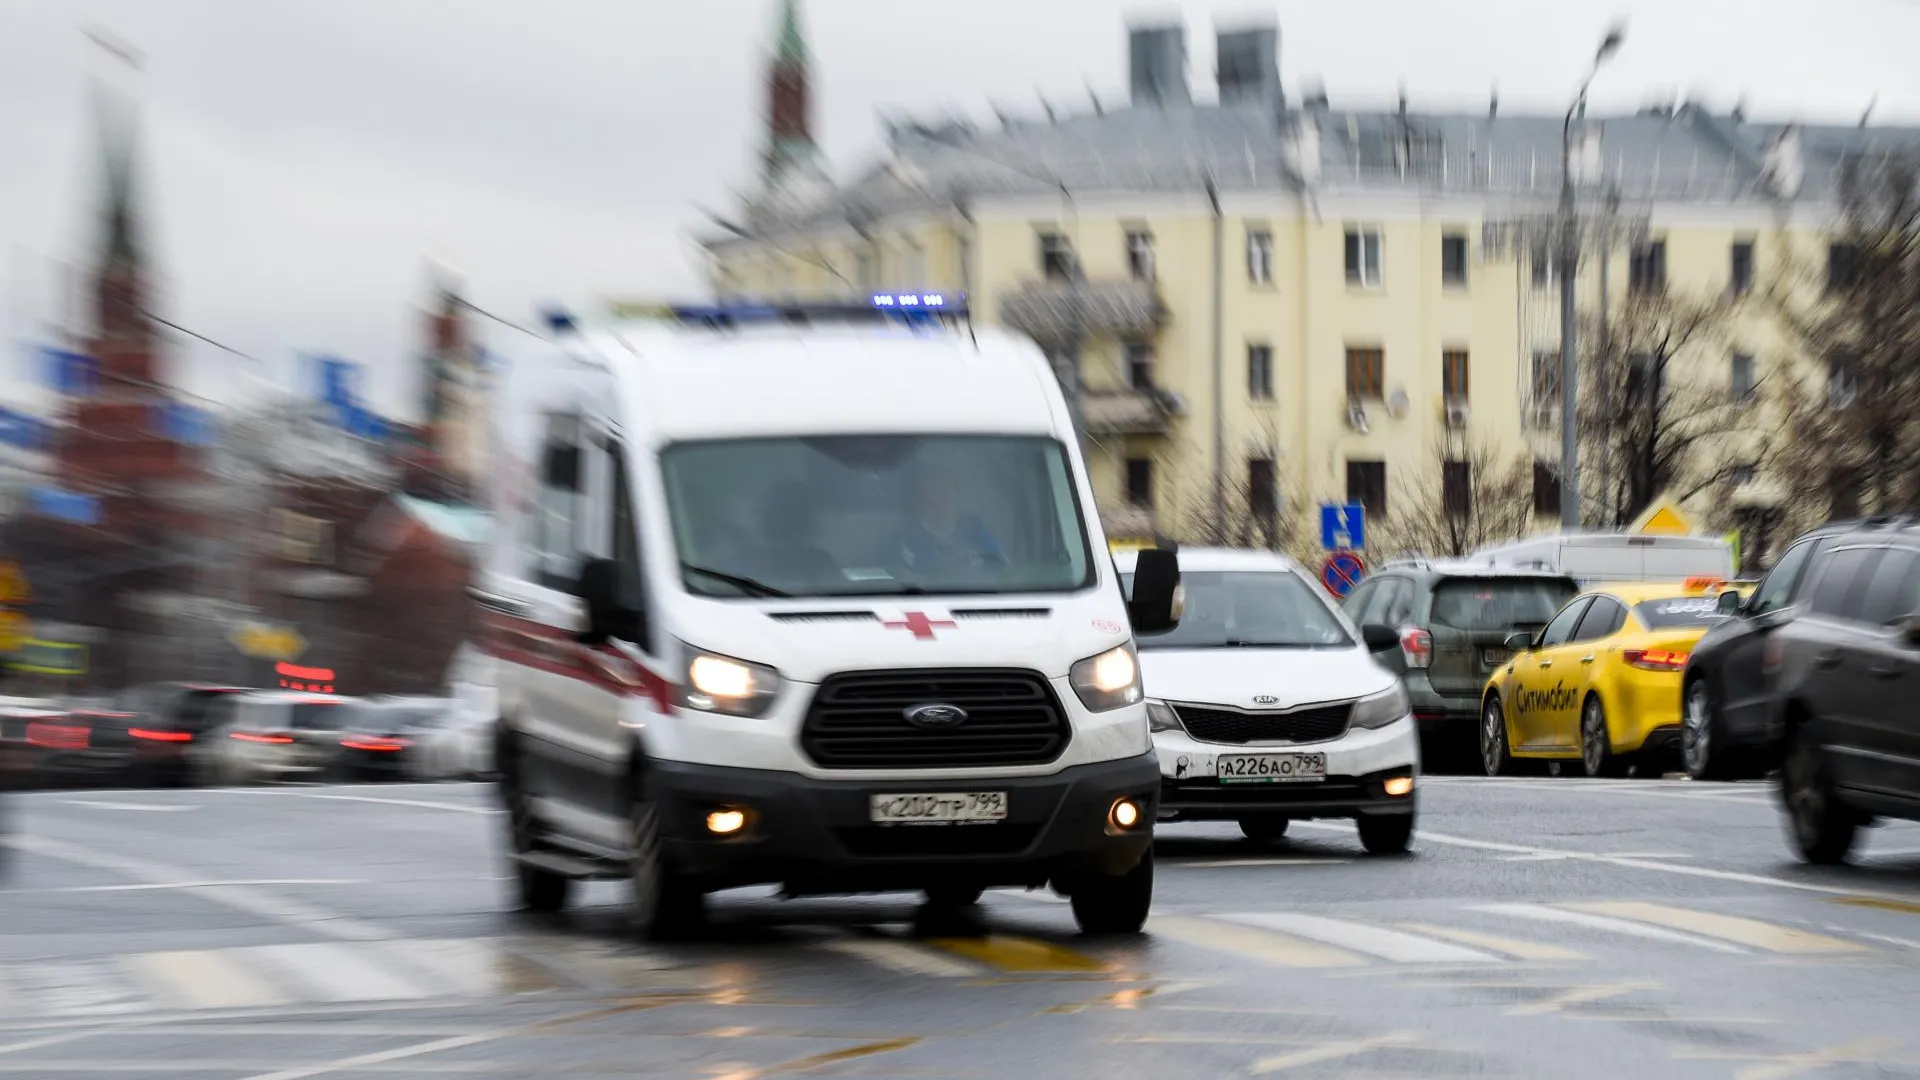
[1081,388,1179,436]
[1000,278,1163,344]
[1100,503,1158,542]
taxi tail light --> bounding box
[1624,648,1689,671]
[232,731,295,745]
[1400,627,1433,669]
[342,736,410,752]
[129,728,193,743]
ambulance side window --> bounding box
[532,414,586,593]
[601,436,653,653]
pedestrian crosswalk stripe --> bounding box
[815,937,983,978]
[1389,923,1587,962]
[122,949,294,1011]
[242,943,439,1003]
[384,938,564,997]
[1559,901,1868,954]
[1478,903,1749,954]
[1221,913,1503,964]
[923,934,1111,974]
[1147,916,1366,968]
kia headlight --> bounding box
[1145,698,1184,733]
[679,643,782,718]
[1349,682,1410,730]
[1069,643,1143,713]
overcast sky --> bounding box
[3,0,1918,420]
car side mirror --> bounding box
[1899,613,1920,647]
[1717,590,1744,616]
[1127,548,1182,634]
[577,558,644,645]
[1361,624,1399,652]
[1503,630,1535,653]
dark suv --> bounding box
[1680,521,1858,780]
[1768,523,1920,863]
[1343,562,1579,770]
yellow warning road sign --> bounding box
[0,561,29,605]
[230,622,307,661]
[1632,499,1695,536]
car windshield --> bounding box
[1430,578,1576,631]
[1634,596,1732,629]
[1122,569,1353,649]
[661,434,1093,598]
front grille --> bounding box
[801,668,1070,770]
[1172,702,1352,745]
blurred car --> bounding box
[1119,548,1420,855]
[112,682,254,787]
[333,697,446,782]
[1345,560,1580,771]
[202,691,354,785]
[1481,578,1738,777]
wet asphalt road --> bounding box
[5,777,1920,1078]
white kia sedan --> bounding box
[1117,548,1420,854]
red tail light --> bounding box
[232,731,295,745]
[1400,627,1433,669]
[1624,648,1689,671]
[27,722,89,750]
[129,728,193,743]
[342,737,410,752]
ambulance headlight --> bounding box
[679,643,783,718]
[1069,643,1143,712]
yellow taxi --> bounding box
[1480,578,1737,777]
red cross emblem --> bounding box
[883,611,957,640]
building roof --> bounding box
[706,99,1920,245]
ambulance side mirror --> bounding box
[1128,548,1182,635]
[577,558,645,646]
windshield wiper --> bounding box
[681,563,790,598]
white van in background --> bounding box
[478,295,1181,938]
[1470,533,1734,585]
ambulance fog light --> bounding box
[706,809,748,835]
[1383,776,1415,798]
[1109,797,1144,831]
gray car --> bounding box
[1341,561,1579,771]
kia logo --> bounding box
[1252,694,1280,706]
[904,703,969,728]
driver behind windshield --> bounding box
[886,465,1006,576]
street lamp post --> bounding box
[1556,25,1625,530]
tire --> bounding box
[1683,678,1755,781]
[925,884,986,907]
[628,794,705,941]
[1068,850,1154,936]
[1358,812,1414,855]
[1238,815,1291,842]
[1781,719,1859,865]
[1581,696,1630,778]
[1480,696,1515,777]
[502,772,572,914]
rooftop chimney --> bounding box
[1128,22,1190,108]
[1215,22,1280,108]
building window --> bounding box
[1247,228,1274,285]
[1346,460,1387,517]
[1531,349,1561,403]
[1828,243,1861,292]
[1731,352,1757,404]
[1532,462,1560,516]
[1345,347,1385,400]
[1125,228,1155,282]
[1247,457,1278,524]
[1628,239,1666,294]
[1123,341,1155,390]
[1443,459,1471,519]
[1829,469,1862,518]
[1730,240,1754,295]
[1626,354,1662,409]
[1125,457,1154,508]
[1039,231,1075,281]
[1345,227,1383,287]
[1441,350,1470,400]
[1247,343,1274,400]
[1441,233,1469,287]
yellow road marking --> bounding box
[816,938,981,978]
[1562,901,1867,954]
[1673,1037,1905,1080]
[1250,1031,1420,1073]
[122,949,293,1010]
[1831,896,1920,916]
[709,1037,920,1080]
[1147,916,1366,968]
[1392,922,1587,962]
[924,935,1110,974]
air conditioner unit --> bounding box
[1345,399,1370,433]
[1444,398,1470,429]
[1529,402,1557,429]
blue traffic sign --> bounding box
[1320,550,1367,597]
[1320,502,1366,550]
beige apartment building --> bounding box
[699,11,1919,558]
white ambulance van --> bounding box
[477,294,1181,938]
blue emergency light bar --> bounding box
[600,292,970,331]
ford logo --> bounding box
[1252,694,1280,706]
[904,703,969,729]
